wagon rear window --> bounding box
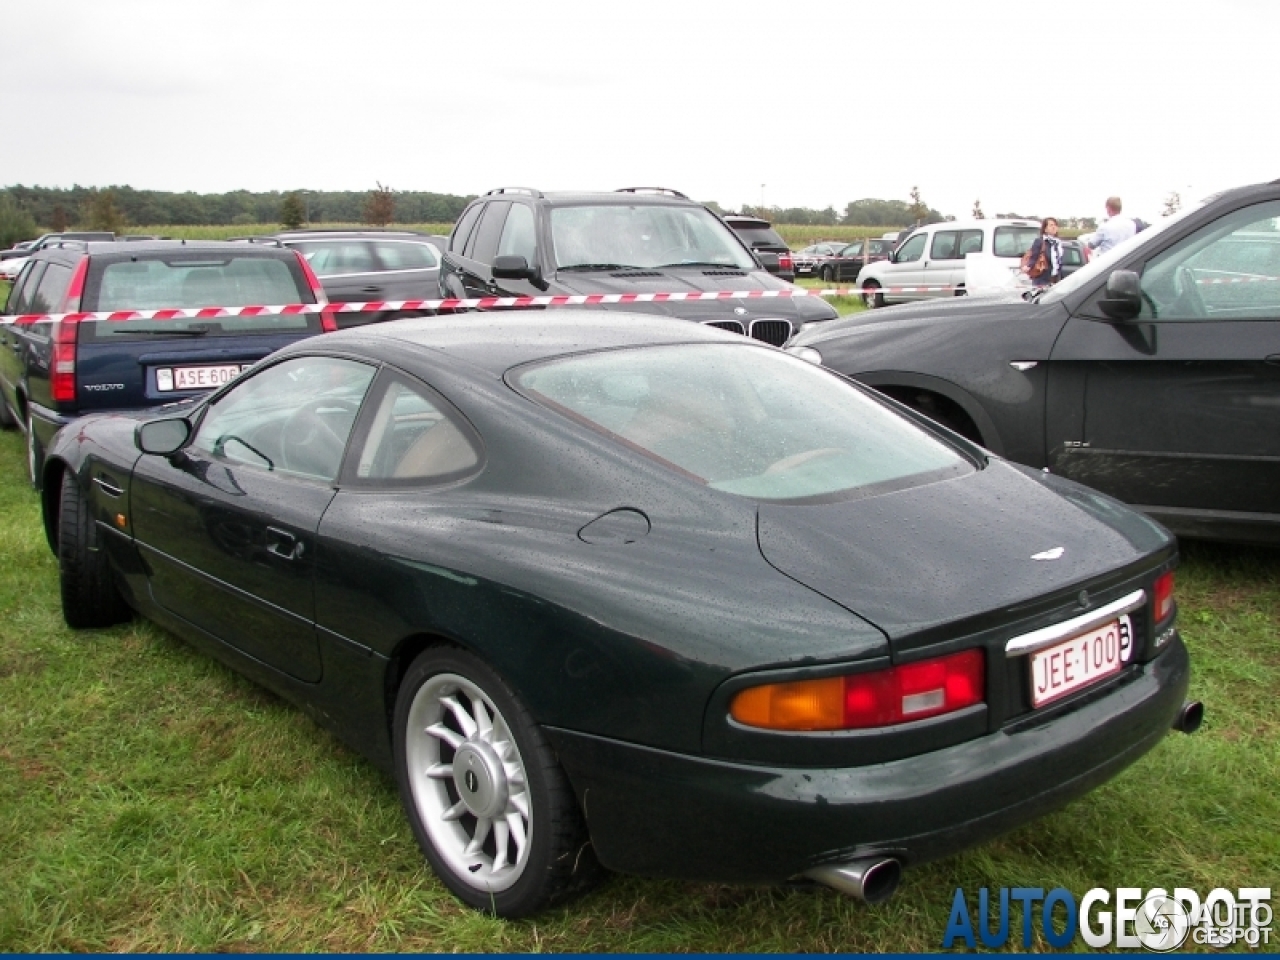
[513,344,972,502]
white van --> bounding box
[855,218,1041,306]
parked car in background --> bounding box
[438,186,836,345]
[855,219,1042,306]
[44,310,1194,918]
[818,237,895,283]
[0,239,334,487]
[1059,238,1088,278]
[722,214,795,282]
[0,232,115,261]
[787,180,1280,544]
[791,241,846,277]
[268,229,444,327]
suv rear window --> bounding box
[730,223,787,248]
[83,256,316,340]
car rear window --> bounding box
[83,256,317,340]
[513,344,971,502]
[731,224,787,248]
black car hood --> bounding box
[756,460,1160,650]
[552,267,831,320]
[790,291,1035,344]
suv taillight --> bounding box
[51,258,89,404]
[293,251,337,332]
[779,253,793,272]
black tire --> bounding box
[820,265,834,283]
[393,646,600,917]
[862,280,885,308]
[0,395,14,430]
[58,472,132,629]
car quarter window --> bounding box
[451,204,484,255]
[347,374,480,483]
[497,203,537,264]
[5,261,44,314]
[469,201,511,264]
[894,233,927,263]
[1138,200,1280,321]
[28,262,73,314]
[190,356,376,482]
[295,241,377,276]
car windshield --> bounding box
[550,204,756,271]
[84,256,316,340]
[1039,202,1205,304]
[513,343,972,502]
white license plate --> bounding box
[1030,615,1133,707]
[156,364,247,392]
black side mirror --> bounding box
[756,251,780,273]
[1098,269,1143,322]
[136,417,192,455]
[492,255,535,280]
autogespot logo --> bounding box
[942,886,1273,951]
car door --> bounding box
[835,242,862,282]
[0,260,39,416]
[922,229,963,298]
[874,231,929,298]
[1047,198,1280,520]
[129,355,378,682]
[296,239,381,303]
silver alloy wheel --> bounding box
[404,671,533,893]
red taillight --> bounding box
[731,649,985,731]
[779,253,794,271]
[51,258,89,404]
[1153,571,1175,622]
[293,250,337,332]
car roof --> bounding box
[68,239,299,259]
[315,310,763,377]
[272,229,432,239]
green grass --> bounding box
[0,421,1278,951]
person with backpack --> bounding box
[1021,217,1064,287]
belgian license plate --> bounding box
[156,364,246,392]
[1030,615,1132,708]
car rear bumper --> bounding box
[544,636,1190,885]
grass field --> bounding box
[0,418,1277,950]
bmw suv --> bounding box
[438,187,837,344]
[1,239,335,488]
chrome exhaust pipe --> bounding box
[1173,700,1204,734]
[805,858,902,904]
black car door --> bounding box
[129,355,378,681]
[1048,198,1280,519]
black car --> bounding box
[438,187,835,345]
[791,241,846,277]
[722,214,796,282]
[270,229,444,327]
[43,310,1195,918]
[818,237,895,283]
[1,239,334,487]
[787,179,1280,545]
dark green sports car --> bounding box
[40,311,1198,917]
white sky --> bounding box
[4,0,1277,222]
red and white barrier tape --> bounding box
[0,285,953,325]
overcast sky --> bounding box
[4,0,1276,222]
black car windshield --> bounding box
[1039,202,1204,304]
[84,256,316,339]
[514,344,972,502]
[550,205,756,271]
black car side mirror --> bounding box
[136,417,192,455]
[1098,270,1143,322]
[492,255,535,280]
[756,251,780,272]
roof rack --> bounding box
[228,236,285,246]
[483,187,545,199]
[270,227,430,235]
[615,187,690,200]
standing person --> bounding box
[1022,217,1064,286]
[1083,196,1137,257]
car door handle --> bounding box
[265,526,303,560]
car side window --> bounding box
[374,241,438,271]
[497,203,537,264]
[843,242,862,256]
[5,261,43,314]
[957,230,984,256]
[28,262,73,314]
[451,204,484,255]
[1138,200,1280,322]
[894,233,927,263]
[299,241,377,276]
[930,231,960,260]
[469,201,511,265]
[348,374,480,484]
[190,356,376,481]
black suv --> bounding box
[721,214,795,282]
[438,187,836,345]
[1,239,334,488]
[268,229,447,327]
[787,179,1280,545]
